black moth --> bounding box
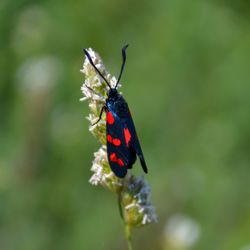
[83,45,148,178]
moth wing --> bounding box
[123,110,148,174]
[106,111,136,178]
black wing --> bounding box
[106,111,136,178]
[123,110,148,174]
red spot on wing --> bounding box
[109,152,125,167]
[107,134,112,143]
[117,159,124,167]
[110,152,117,162]
[124,128,131,147]
[107,111,115,125]
[113,138,121,146]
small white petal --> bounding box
[142,214,148,225]
[80,96,89,101]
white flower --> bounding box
[16,56,61,94]
[89,145,123,191]
[89,146,108,185]
[164,214,201,249]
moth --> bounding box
[84,45,148,178]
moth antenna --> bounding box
[115,44,129,89]
[83,49,112,89]
[85,85,105,100]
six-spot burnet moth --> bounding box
[83,45,148,178]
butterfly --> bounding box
[84,45,148,178]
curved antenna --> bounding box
[83,49,112,89]
[115,44,129,89]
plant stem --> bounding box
[118,192,133,250]
[118,191,124,220]
[125,224,133,250]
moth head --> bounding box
[107,88,118,98]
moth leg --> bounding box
[92,106,107,126]
[85,85,104,100]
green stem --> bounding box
[125,224,133,250]
[118,192,133,250]
[118,191,124,220]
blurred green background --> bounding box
[1,0,250,249]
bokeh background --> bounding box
[1,0,250,249]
